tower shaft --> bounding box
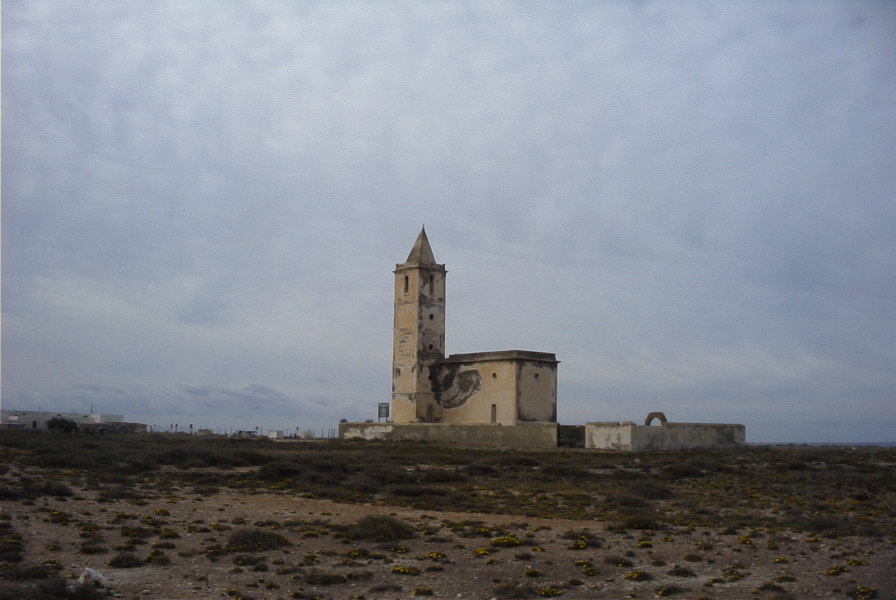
[391,228,446,422]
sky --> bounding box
[3,2,895,443]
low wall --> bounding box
[585,421,745,451]
[339,423,395,441]
[339,422,558,448]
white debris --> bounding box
[78,567,111,589]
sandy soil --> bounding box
[3,484,893,600]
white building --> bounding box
[1,410,124,430]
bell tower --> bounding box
[392,227,446,422]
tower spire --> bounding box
[405,226,437,265]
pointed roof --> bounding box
[405,226,438,265]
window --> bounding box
[490,404,497,423]
[403,276,409,294]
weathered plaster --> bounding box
[585,418,745,451]
[339,421,558,449]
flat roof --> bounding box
[443,350,558,363]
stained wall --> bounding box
[585,421,746,451]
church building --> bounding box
[339,228,744,450]
[391,228,558,426]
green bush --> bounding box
[78,543,108,555]
[656,585,689,597]
[108,553,143,568]
[304,570,347,585]
[1,563,62,581]
[257,460,304,480]
[387,485,447,497]
[608,494,649,508]
[0,576,105,600]
[226,528,290,552]
[626,480,672,500]
[342,515,416,542]
[619,514,660,531]
[418,469,467,484]
[493,582,538,599]
[560,529,602,548]
[667,565,696,577]
[0,531,24,563]
[0,480,72,501]
[461,463,498,475]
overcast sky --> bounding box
[3,2,895,442]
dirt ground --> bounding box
[3,484,893,600]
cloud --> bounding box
[3,2,895,442]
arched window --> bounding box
[490,404,497,424]
[403,275,409,294]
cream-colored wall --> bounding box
[391,395,417,423]
[517,362,557,422]
[441,360,518,424]
[437,359,557,425]
[585,422,635,450]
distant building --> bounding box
[0,409,145,433]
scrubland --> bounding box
[1,432,893,599]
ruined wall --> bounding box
[585,422,635,451]
[339,423,395,441]
[585,421,746,451]
[339,422,557,449]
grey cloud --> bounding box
[3,2,895,442]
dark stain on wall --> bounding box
[434,365,482,409]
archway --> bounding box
[645,412,668,426]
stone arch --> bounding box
[645,412,668,426]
